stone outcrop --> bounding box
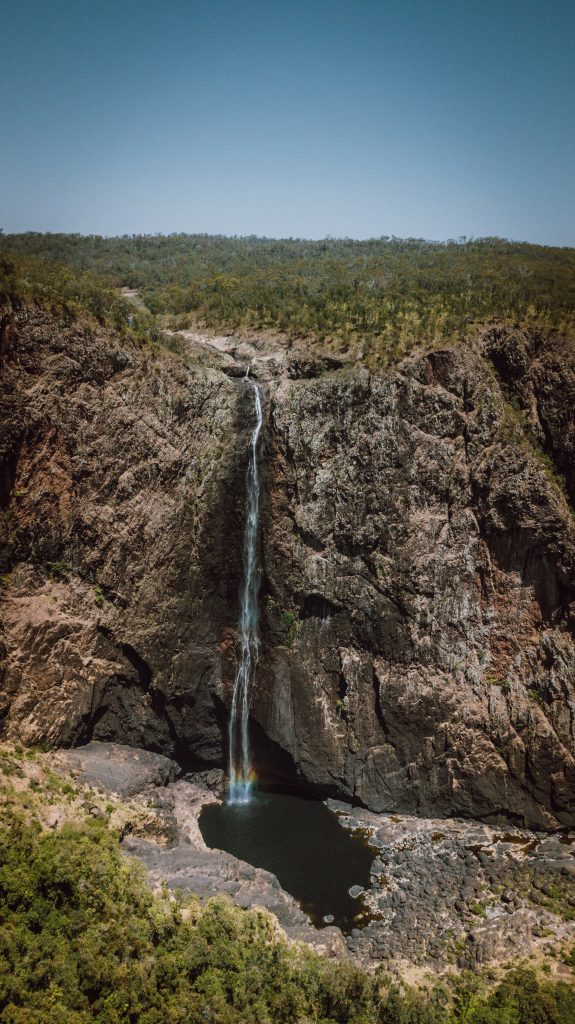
[329,798,575,968]
[1,308,574,828]
[58,739,179,797]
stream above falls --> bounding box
[199,789,375,932]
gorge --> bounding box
[2,0,575,1003]
[2,307,574,830]
[1,292,575,976]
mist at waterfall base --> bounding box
[200,790,375,932]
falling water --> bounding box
[228,368,263,804]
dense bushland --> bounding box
[0,254,161,350]
[1,232,574,365]
[1,810,575,1023]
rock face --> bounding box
[256,330,575,828]
[0,309,249,760]
[1,309,575,828]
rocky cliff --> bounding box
[1,308,574,829]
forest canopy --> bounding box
[1,232,574,365]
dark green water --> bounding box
[199,790,374,932]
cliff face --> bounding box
[0,309,247,760]
[257,333,575,828]
[1,309,574,828]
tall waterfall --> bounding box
[228,369,263,804]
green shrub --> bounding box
[3,233,575,368]
[279,610,299,649]
[1,808,575,1023]
[0,814,375,1023]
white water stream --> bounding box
[228,369,263,804]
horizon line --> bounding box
[1,229,574,252]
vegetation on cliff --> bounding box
[0,254,161,351]
[1,232,574,366]
[1,748,575,1024]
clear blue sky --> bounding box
[1,0,574,244]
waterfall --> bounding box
[228,368,263,804]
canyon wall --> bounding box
[1,308,574,828]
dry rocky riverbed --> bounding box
[10,740,571,978]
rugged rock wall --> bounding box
[1,310,574,828]
[256,332,575,828]
[0,309,248,759]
